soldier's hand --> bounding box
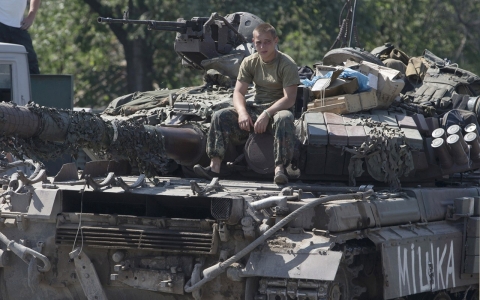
[21,14,36,30]
[254,112,269,134]
[238,112,253,131]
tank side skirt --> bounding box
[366,221,478,299]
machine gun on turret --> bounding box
[99,11,263,75]
[98,10,209,34]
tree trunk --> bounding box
[82,0,155,93]
[124,38,154,92]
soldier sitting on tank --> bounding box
[194,23,300,184]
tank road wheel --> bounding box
[328,283,343,300]
[328,263,366,300]
[328,266,352,300]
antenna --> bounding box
[330,0,361,50]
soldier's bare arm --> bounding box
[233,80,254,131]
[254,85,297,134]
[21,0,41,30]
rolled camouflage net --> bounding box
[0,102,204,176]
[346,117,414,190]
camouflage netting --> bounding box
[0,136,65,168]
[103,72,234,119]
[102,89,178,116]
[0,103,103,163]
[101,83,238,140]
[346,118,414,191]
[0,103,171,176]
[106,121,169,175]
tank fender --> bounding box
[403,187,480,222]
[241,230,342,281]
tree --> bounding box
[31,0,127,107]
[82,0,155,93]
[30,0,480,108]
[82,0,239,96]
[357,0,480,72]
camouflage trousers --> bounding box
[207,105,295,166]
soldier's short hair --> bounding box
[253,23,277,39]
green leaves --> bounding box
[30,0,480,108]
[31,0,125,107]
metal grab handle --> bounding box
[85,172,116,191]
[17,169,47,187]
[116,174,145,192]
[0,232,51,272]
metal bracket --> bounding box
[358,184,374,192]
[185,258,205,300]
[243,196,264,223]
[0,232,50,272]
[110,265,185,295]
[116,174,145,192]
[69,248,108,300]
[17,169,47,186]
[85,172,115,191]
[190,178,224,196]
[16,214,28,231]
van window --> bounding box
[0,64,12,102]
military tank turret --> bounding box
[0,8,478,300]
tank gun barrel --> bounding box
[0,103,205,173]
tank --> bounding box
[0,10,478,300]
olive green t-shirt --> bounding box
[237,51,300,104]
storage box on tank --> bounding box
[307,89,378,115]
